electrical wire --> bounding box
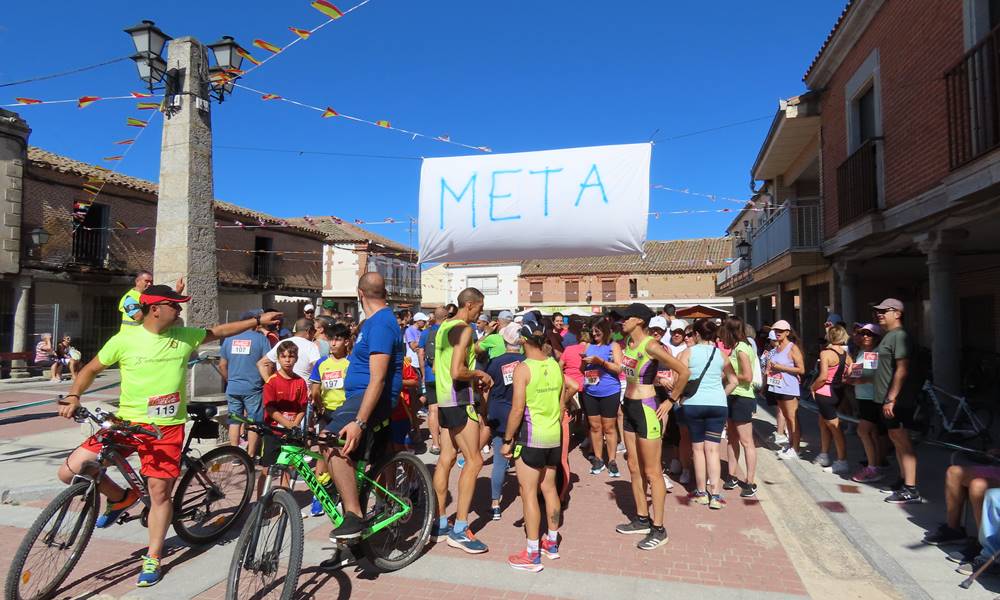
[0,56,130,88]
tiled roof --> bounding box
[285,216,415,255]
[803,0,856,82]
[519,238,731,276]
[26,147,327,239]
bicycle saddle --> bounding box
[188,403,218,421]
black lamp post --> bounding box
[26,226,49,258]
[206,36,244,102]
[124,20,171,93]
[736,239,751,262]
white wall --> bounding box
[420,264,449,307]
[325,244,361,297]
[445,263,521,312]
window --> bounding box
[601,279,616,303]
[857,87,877,144]
[629,278,638,299]
[467,275,499,295]
[72,204,109,266]
[565,280,579,303]
[253,236,275,281]
[529,280,543,303]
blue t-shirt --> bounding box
[562,332,579,346]
[220,330,270,396]
[485,352,523,434]
[418,325,439,383]
[344,306,404,412]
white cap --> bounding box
[304,303,315,312]
[648,316,668,331]
[413,312,429,322]
[669,319,688,332]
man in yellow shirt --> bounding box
[118,271,185,331]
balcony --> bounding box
[71,229,108,267]
[716,258,749,288]
[751,204,821,268]
[837,139,880,227]
[946,25,1000,169]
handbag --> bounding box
[682,346,717,400]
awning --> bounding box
[272,295,312,303]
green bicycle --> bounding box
[225,417,435,600]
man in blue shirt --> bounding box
[326,272,404,540]
[419,306,448,454]
[219,310,270,456]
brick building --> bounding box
[0,142,325,363]
[519,238,732,314]
[287,217,420,315]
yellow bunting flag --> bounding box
[130,91,152,98]
[311,0,344,20]
[321,107,338,118]
[126,117,148,128]
[77,96,100,109]
[115,219,127,229]
[136,102,160,110]
[261,94,281,101]
[103,156,124,161]
[253,39,282,54]
[224,68,245,76]
[15,97,42,105]
[236,46,261,66]
[289,27,311,39]
[82,183,102,194]
[375,120,391,128]
[114,139,135,145]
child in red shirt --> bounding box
[390,359,421,451]
[260,341,309,486]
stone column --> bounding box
[10,275,32,377]
[917,229,968,394]
[0,110,29,277]
[154,37,218,327]
[834,260,859,327]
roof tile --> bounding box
[519,238,731,276]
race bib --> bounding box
[501,362,518,386]
[849,363,863,379]
[231,339,252,355]
[766,373,783,387]
[584,369,601,386]
[322,370,344,390]
[862,352,878,369]
[622,356,638,378]
[147,392,180,419]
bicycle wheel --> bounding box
[173,446,254,545]
[359,452,436,572]
[952,404,995,448]
[4,481,98,600]
[226,488,302,600]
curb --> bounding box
[1,483,66,505]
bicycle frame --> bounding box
[921,382,988,436]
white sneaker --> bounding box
[777,448,799,461]
[662,473,674,492]
[617,442,626,454]
[669,458,682,475]
[831,460,850,475]
[772,433,789,445]
[679,469,692,484]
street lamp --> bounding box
[736,239,751,262]
[125,20,171,92]
[206,36,243,102]
[26,226,49,258]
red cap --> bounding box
[140,284,191,305]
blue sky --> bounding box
[0,1,845,250]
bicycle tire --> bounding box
[358,451,436,572]
[4,481,98,600]
[952,404,995,447]
[173,445,254,545]
[226,488,302,600]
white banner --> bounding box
[418,143,651,263]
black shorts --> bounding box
[424,385,437,406]
[857,400,888,433]
[727,395,756,423]
[622,398,661,440]
[258,433,284,468]
[514,444,561,468]
[881,396,916,431]
[815,392,839,420]
[438,404,479,430]
[582,392,619,419]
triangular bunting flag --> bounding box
[311,1,344,20]
[15,97,43,105]
[136,102,160,110]
[77,96,100,109]
[253,39,282,54]
[126,117,148,128]
[115,139,135,145]
[289,27,312,39]
[375,120,390,128]
[103,156,124,161]
[321,107,338,118]
[130,91,152,98]
[261,94,281,101]
[236,46,261,66]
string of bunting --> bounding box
[229,82,491,153]
[4,91,159,108]
[651,184,754,206]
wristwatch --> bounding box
[502,438,513,445]
[254,314,261,327]
[354,418,368,431]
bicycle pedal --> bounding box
[117,512,131,524]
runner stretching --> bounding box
[57,285,280,587]
[432,287,494,553]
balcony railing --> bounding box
[716,257,748,287]
[946,24,1000,169]
[750,204,821,269]
[71,230,108,266]
[529,291,543,303]
[837,139,880,227]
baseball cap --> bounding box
[648,316,668,331]
[304,303,315,312]
[322,299,336,310]
[498,310,514,321]
[771,319,792,331]
[140,284,191,305]
[859,323,883,336]
[669,319,689,332]
[501,322,522,345]
[413,312,429,322]
[873,298,904,312]
[240,308,263,320]
[825,313,843,325]
[619,303,654,322]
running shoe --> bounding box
[813,453,832,468]
[689,490,710,506]
[922,524,968,546]
[607,460,621,478]
[615,517,651,535]
[722,475,739,490]
[946,542,982,564]
[777,448,799,461]
[491,506,502,521]
[850,466,885,483]
[429,446,441,455]
[739,482,758,498]
[302,498,324,518]
[771,433,789,445]
[96,488,141,528]
[884,487,922,505]
[590,458,606,475]
[447,528,488,554]
[830,460,851,475]
[679,469,692,484]
[709,494,726,510]
[617,442,626,454]
[540,537,560,559]
[329,511,366,540]
[136,555,161,588]
[957,554,1000,576]
[417,408,428,418]
[457,455,465,469]
[879,478,904,494]
[662,472,674,492]
[430,520,452,542]
[637,526,668,550]
[507,549,543,572]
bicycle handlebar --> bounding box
[230,414,344,448]
[58,399,163,440]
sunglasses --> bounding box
[684,332,695,338]
[874,309,897,315]
[772,329,788,334]
[860,331,876,337]
[154,301,182,312]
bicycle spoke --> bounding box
[177,454,250,536]
[17,487,93,600]
[233,503,294,599]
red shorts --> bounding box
[79,423,185,479]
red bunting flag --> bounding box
[224,68,245,76]
[303,216,317,226]
[126,117,148,128]
[253,39,282,54]
[236,46,261,66]
[136,226,149,235]
[331,217,342,224]
[15,97,43,105]
[77,96,100,109]
[436,134,451,142]
[375,120,390,128]
[130,91,152,98]
[289,27,312,39]
[114,139,135,145]
[385,217,395,223]
[234,220,246,229]
[261,94,281,101]
[103,156,124,161]
[311,0,344,20]
[321,107,338,118]
[136,102,160,110]
[476,146,493,153]
[354,219,364,224]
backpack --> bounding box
[424,326,438,370]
